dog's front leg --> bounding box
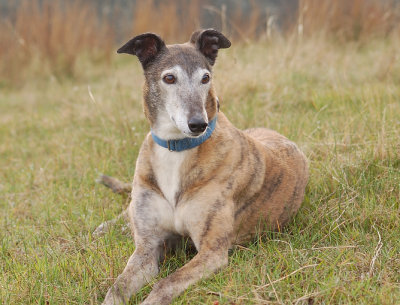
[141,247,229,305]
[103,188,169,305]
[102,243,160,305]
[140,200,233,305]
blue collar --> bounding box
[151,116,217,152]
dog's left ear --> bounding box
[190,29,231,65]
[117,33,166,69]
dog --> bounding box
[100,29,309,305]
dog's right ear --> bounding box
[117,33,166,68]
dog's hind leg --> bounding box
[93,174,132,237]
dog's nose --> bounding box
[188,116,208,133]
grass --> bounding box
[0,0,114,86]
[1,35,400,304]
[3,0,399,85]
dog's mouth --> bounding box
[170,116,207,138]
[184,130,205,138]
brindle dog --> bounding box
[100,29,309,305]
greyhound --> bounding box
[100,29,309,305]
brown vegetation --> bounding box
[0,0,399,85]
[130,0,203,42]
[298,0,400,41]
[0,0,114,84]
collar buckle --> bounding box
[167,140,173,151]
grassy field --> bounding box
[1,36,400,304]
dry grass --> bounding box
[131,0,203,42]
[0,0,114,84]
[1,0,400,85]
[297,0,400,41]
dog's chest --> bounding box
[152,146,188,206]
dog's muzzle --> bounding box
[188,115,208,134]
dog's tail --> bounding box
[96,174,132,195]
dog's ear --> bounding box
[190,29,231,65]
[117,33,166,68]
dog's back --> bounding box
[240,127,309,236]
[184,113,309,244]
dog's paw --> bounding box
[92,215,130,238]
[140,292,171,305]
[92,220,113,237]
[93,208,131,238]
[102,286,126,305]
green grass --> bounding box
[1,37,399,304]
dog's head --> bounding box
[118,29,231,139]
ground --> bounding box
[1,37,399,304]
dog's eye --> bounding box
[163,74,176,84]
[201,73,210,84]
